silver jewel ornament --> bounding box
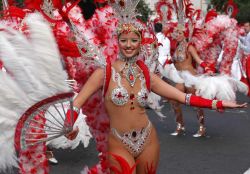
[111,87,129,106]
[126,63,137,87]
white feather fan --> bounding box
[46,105,92,149]
[0,13,71,172]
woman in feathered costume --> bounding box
[155,0,249,138]
[0,0,247,174]
[64,0,247,173]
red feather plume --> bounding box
[109,153,139,174]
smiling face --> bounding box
[118,31,141,58]
[174,29,185,42]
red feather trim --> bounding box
[54,30,81,57]
[155,1,174,21]
[24,0,43,11]
[205,9,218,23]
[225,0,238,18]
[146,162,156,174]
[109,153,139,174]
[2,6,26,19]
[104,58,112,97]
[184,0,194,19]
[136,60,151,92]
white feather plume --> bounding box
[161,64,185,84]
[0,13,71,171]
[179,71,248,101]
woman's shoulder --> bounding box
[110,60,123,70]
[187,42,195,48]
[92,68,105,79]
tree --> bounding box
[211,0,250,23]
[136,0,152,23]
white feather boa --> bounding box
[0,13,71,172]
[179,71,249,101]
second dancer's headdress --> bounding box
[155,0,202,41]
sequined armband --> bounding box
[185,94,192,106]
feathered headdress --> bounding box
[108,0,144,37]
[155,0,202,41]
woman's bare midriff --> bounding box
[174,54,197,75]
[105,96,149,132]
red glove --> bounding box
[200,61,215,74]
[200,61,208,69]
[64,108,79,127]
[185,94,223,110]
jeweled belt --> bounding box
[111,121,151,158]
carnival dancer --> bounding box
[170,24,211,137]
[0,1,245,174]
[64,1,247,173]
[154,0,248,138]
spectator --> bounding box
[154,23,171,66]
[240,22,250,54]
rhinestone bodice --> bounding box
[110,67,148,107]
[173,41,188,62]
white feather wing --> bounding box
[0,13,72,171]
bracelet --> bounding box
[73,106,80,114]
[212,100,218,110]
[185,94,192,106]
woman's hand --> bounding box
[65,126,79,140]
[204,69,215,76]
[222,101,248,109]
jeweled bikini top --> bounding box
[173,40,188,62]
[110,66,149,108]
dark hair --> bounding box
[154,23,163,33]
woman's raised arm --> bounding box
[73,68,104,109]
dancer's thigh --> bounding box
[136,127,160,174]
[108,134,136,174]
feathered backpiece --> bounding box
[155,1,174,25]
[108,0,144,36]
[173,0,199,40]
[174,0,185,27]
[155,0,201,41]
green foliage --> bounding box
[211,0,250,23]
[136,0,152,23]
[0,0,24,10]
